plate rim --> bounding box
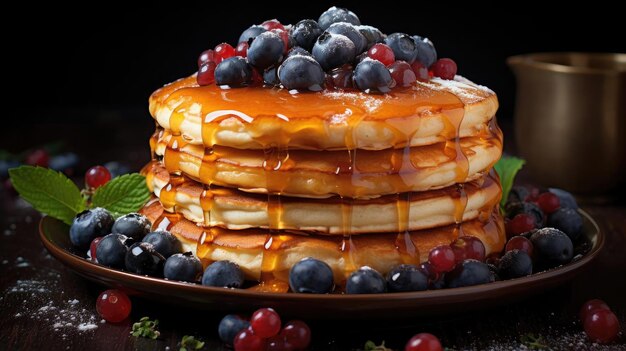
[39,210,604,302]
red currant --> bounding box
[367,43,395,66]
[536,192,560,214]
[327,65,354,89]
[266,336,293,351]
[214,43,236,63]
[262,19,285,31]
[251,308,282,339]
[451,236,486,263]
[234,327,267,351]
[505,236,534,257]
[25,149,49,167]
[410,61,430,82]
[236,42,249,57]
[96,289,131,323]
[271,29,290,54]
[89,236,103,261]
[405,333,443,351]
[583,309,620,344]
[389,61,417,87]
[428,245,456,273]
[282,320,311,349]
[197,62,217,86]
[431,58,457,80]
[198,49,216,68]
[506,214,536,237]
[579,299,610,321]
[85,165,111,189]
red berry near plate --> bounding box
[367,43,395,66]
[536,192,560,214]
[198,49,216,68]
[281,320,311,349]
[506,213,536,237]
[579,299,610,321]
[89,236,103,261]
[388,61,417,87]
[197,62,217,86]
[85,165,111,189]
[428,245,456,273]
[25,149,49,167]
[583,309,620,344]
[251,308,282,339]
[234,327,267,351]
[262,19,285,31]
[411,61,430,81]
[505,236,534,257]
[236,42,249,57]
[451,236,486,263]
[215,43,236,63]
[96,289,131,323]
[405,333,443,351]
[431,58,457,80]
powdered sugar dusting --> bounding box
[416,75,494,103]
[323,90,383,115]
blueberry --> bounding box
[69,208,114,248]
[353,59,393,93]
[356,25,385,48]
[318,6,360,30]
[103,161,130,178]
[201,261,244,288]
[505,201,544,228]
[312,32,356,71]
[125,242,165,276]
[142,231,182,258]
[163,252,202,283]
[386,264,428,292]
[263,66,279,86]
[548,208,583,241]
[238,25,267,45]
[218,314,250,345]
[430,275,447,290]
[508,185,531,203]
[530,227,574,269]
[411,35,437,68]
[288,257,334,294]
[445,259,492,288]
[346,266,386,294]
[549,188,579,209]
[96,233,131,269]
[278,55,325,91]
[290,19,322,51]
[49,153,79,173]
[214,57,252,87]
[384,33,418,63]
[498,250,533,279]
[287,47,311,58]
[487,264,500,281]
[111,213,151,240]
[247,31,284,70]
[326,22,367,54]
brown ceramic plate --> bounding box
[39,210,603,320]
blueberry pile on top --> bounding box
[196,6,457,93]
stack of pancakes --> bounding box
[140,74,506,290]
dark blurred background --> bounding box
[2,2,624,155]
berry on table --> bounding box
[505,236,534,257]
[238,25,267,45]
[290,19,322,51]
[163,252,203,283]
[312,32,356,71]
[282,320,311,349]
[25,149,49,167]
[428,245,456,273]
[219,314,251,345]
[234,327,267,351]
[353,59,393,93]
[411,36,437,68]
[367,43,395,66]
[450,236,486,263]
[583,309,620,344]
[497,249,533,279]
[277,55,325,92]
[530,227,573,269]
[431,58,457,80]
[326,22,367,54]
[318,6,360,30]
[548,208,583,241]
[536,192,560,214]
[386,264,428,292]
[70,207,114,248]
[251,307,282,339]
[445,259,493,288]
[96,289,131,323]
[405,333,443,351]
[198,49,216,68]
[201,260,245,288]
[142,230,182,258]
[85,165,111,189]
[215,57,253,87]
[111,213,151,240]
[248,31,285,69]
[580,299,610,321]
[345,266,387,294]
[214,43,236,62]
[96,233,131,269]
[125,242,165,276]
[288,257,334,294]
[384,33,418,63]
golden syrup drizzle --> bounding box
[163,135,186,174]
[196,228,218,269]
[159,173,185,211]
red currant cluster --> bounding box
[580,299,621,344]
[96,289,132,323]
[420,235,487,287]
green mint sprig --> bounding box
[180,335,205,351]
[131,316,160,339]
[494,156,525,211]
[8,165,150,224]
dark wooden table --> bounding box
[1,119,625,350]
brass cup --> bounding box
[508,53,626,196]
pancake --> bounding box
[140,199,506,285]
[149,75,498,151]
[145,161,502,234]
[152,127,502,198]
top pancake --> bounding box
[149,75,498,150]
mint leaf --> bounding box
[9,166,86,225]
[494,156,525,210]
[92,173,150,215]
